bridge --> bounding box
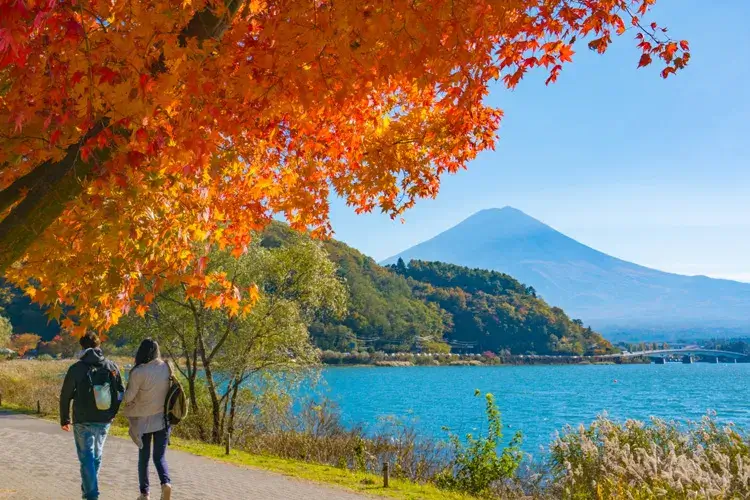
[603,346,748,363]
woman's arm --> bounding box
[122,367,141,406]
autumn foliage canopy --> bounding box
[0,0,689,331]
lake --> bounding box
[313,363,750,455]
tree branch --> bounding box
[206,263,241,364]
[0,0,246,273]
[0,119,110,271]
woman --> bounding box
[123,339,172,500]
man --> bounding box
[60,332,125,500]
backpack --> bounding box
[88,364,116,411]
[164,362,188,426]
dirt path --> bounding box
[0,411,370,500]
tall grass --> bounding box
[548,413,750,499]
[0,359,70,415]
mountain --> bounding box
[383,207,750,339]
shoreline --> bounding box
[321,358,651,368]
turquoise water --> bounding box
[315,363,750,455]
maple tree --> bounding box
[0,0,689,331]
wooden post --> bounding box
[37,400,41,414]
[225,430,231,455]
[0,392,3,407]
[382,462,389,488]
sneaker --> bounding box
[161,484,172,500]
[137,495,149,500]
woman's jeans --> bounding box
[138,428,171,494]
[74,422,110,500]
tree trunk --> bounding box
[178,325,205,440]
[228,376,241,439]
[224,374,243,455]
[196,326,222,444]
[185,348,200,414]
[203,360,222,444]
[219,383,232,440]
[0,120,110,271]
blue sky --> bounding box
[327,0,750,282]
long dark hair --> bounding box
[134,338,160,369]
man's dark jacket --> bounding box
[60,348,125,426]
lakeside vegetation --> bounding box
[319,350,647,367]
[2,223,615,360]
[267,224,615,357]
[2,358,749,499]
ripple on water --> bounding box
[316,363,750,451]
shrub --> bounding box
[422,340,452,354]
[414,355,438,366]
[9,333,41,357]
[0,315,11,348]
[229,394,449,482]
[437,391,523,495]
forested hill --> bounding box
[390,259,614,355]
[261,224,449,353]
[262,224,614,355]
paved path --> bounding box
[0,412,370,500]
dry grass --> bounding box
[548,414,750,499]
[0,357,132,427]
[233,405,451,483]
[0,358,71,415]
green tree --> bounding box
[395,257,407,274]
[0,283,13,315]
[400,260,614,355]
[115,234,346,443]
[421,339,452,354]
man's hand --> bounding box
[61,424,71,432]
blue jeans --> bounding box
[138,428,171,494]
[73,423,110,500]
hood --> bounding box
[79,348,106,366]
